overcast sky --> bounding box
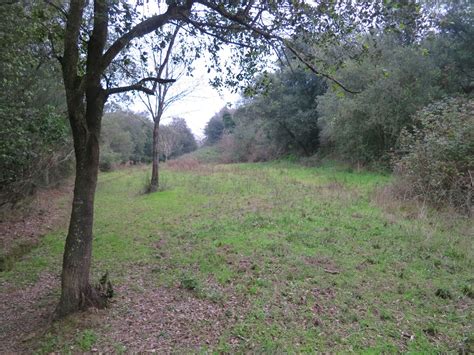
[131,62,240,140]
[127,2,242,140]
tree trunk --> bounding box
[56,89,107,317]
[149,121,160,192]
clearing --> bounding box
[0,162,472,353]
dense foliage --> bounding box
[201,2,473,211]
[0,3,71,206]
[203,107,236,146]
[165,117,198,159]
[204,66,326,162]
[99,111,153,171]
[317,35,442,165]
[395,96,473,213]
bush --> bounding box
[317,35,442,166]
[394,96,473,214]
[99,149,120,172]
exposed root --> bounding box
[54,273,113,319]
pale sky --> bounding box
[127,2,242,140]
[131,60,240,140]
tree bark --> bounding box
[54,0,192,317]
[56,87,107,317]
[149,120,160,192]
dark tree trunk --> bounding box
[56,86,107,317]
[55,0,188,317]
[56,146,101,316]
[149,120,160,192]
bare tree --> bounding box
[138,25,195,192]
[158,125,177,162]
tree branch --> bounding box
[159,27,179,77]
[284,43,360,94]
[100,2,194,73]
[106,84,154,96]
[140,77,176,85]
[87,0,109,79]
[196,0,360,94]
[62,0,86,91]
[44,0,68,19]
[106,77,176,97]
[154,25,180,90]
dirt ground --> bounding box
[0,184,245,353]
[0,184,72,352]
[0,184,72,265]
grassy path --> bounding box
[1,162,472,352]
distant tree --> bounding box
[222,111,236,133]
[225,64,326,160]
[168,117,197,157]
[158,125,177,162]
[100,111,153,171]
[138,26,195,192]
[204,111,226,145]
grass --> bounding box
[1,161,472,352]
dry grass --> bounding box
[165,157,216,174]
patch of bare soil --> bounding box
[0,272,59,353]
[0,183,72,269]
[304,256,341,274]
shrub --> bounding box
[394,96,473,214]
[99,149,120,172]
[317,35,442,166]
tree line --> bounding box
[203,2,473,213]
[99,111,197,172]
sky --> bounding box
[131,61,240,140]
[128,1,242,140]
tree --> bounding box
[204,110,226,145]
[168,117,197,157]
[158,125,177,162]
[214,64,326,162]
[245,65,327,156]
[54,1,193,317]
[137,25,195,192]
[100,111,153,171]
[222,111,236,132]
[0,3,71,206]
[317,34,442,165]
[45,0,380,316]
[426,2,474,94]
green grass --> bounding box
[2,161,472,352]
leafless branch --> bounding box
[106,77,176,97]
